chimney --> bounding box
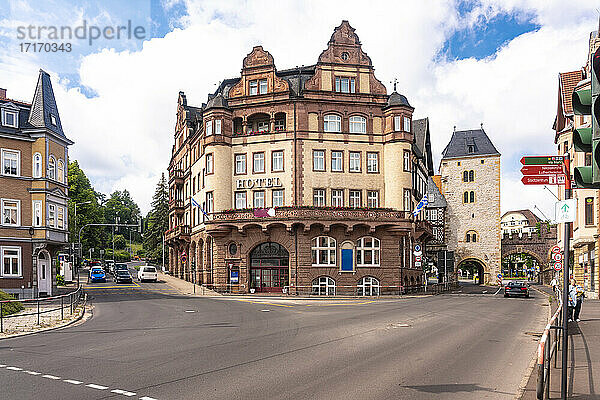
[0,88,6,99]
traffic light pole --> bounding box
[561,154,571,400]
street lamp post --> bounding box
[73,200,91,286]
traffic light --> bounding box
[572,47,600,188]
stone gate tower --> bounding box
[439,127,501,284]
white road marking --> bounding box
[184,310,195,313]
[6,366,22,371]
[0,364,6,367]
[260,309,271,312]
[42,374,61,380]
[111,389,137,396]
[64,379,83,385]
[25,371,41,375]
[140,397,158,400]
[86,383,109,390]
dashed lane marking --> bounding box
[25,371,41,375]
[231,299,294,308]
[111,389,137,396]
[6,366,22,371]
[64,379,83,385]
[86,383,109,390]
[140,397,158,400]
[42,374,61,380]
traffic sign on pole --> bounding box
[553,261,563,271]
[552,252,563,262]
[520,165,565,175]
[520,156,565,165]
[551,245,561,254]
[555,199,576,223]
[521,175,566,185]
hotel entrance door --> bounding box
[249,242,289,292]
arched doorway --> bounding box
[249,242,289,292]
[458,258,486,285]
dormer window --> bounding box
[1,109,18,128]
[335,77,355,93]
[467,145,475,153]
[50,114,57,126]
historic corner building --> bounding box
[165,21,435,295]
[0,70,72,298]
[439,128,501,285]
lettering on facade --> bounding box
[236,177,283,190]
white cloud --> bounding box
[2,0,598,216]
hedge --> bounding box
[0,290,24,316]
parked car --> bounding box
[138,266,158,282]
[90,268,106,283]
[114,269,133,283]
[504,281,529,298]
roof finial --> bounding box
[392,78,398,92]
[480,122,483,130]
[453,125,456,132]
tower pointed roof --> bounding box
[28,69,66,138]
[441,128,500,159]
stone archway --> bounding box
[501,250,545,281]
[457,258,486,285]
[248,242,290,293]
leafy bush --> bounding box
[0,290,24,316]
[56,275,65,286]
[103,249,131,262]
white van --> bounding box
[138,266,158,282]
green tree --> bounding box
[104,189,142,242]
[68,161,107,255]
[143,173,169,263]
[113,234,127,250]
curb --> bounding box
[0,297,89,340]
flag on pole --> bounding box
[191,197,209,219]
[412,194,428,217]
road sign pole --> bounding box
[561,154,570,400]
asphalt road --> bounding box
[0,273,548,400]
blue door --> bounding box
[341,249,353,272]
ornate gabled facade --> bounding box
[165,21,433,295]
[0,70,73,298]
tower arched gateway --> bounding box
[249,242,289,293]
[457,258,486,285]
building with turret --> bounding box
[165,21,434,295]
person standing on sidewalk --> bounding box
[550,276,557,293]
[568,280,578,322]
[574,281,585,322]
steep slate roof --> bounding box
[205,93,228,110]
[412,117,434,175]
[559,70,584,117]
[441,128,500,159]
[28,69,66,138]
[426,176,447,208]
[501,209,541,226]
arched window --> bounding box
[468,170,474,182]
[32,153,42,178]
[463,171,468,182]
[311,236,336,266]
[312,276,336,296]
[357,276,380,296]
[323,114,341,133]
[356,237,380,267]
[47,156,56,180]
[463,191,475,203]
[349,115,366,133]
[57,160,64,183]
[465,230,477,243]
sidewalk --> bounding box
[0,303,85,339]
[520,285,600,399]
[158,271,221,296]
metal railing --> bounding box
[0,286,85,333]
[536,291,563,399]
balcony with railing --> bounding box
[169,199,185,215]
[165,224,191,243]
[168,169,183,186]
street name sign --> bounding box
[555,199,576,223]
[520,165,564,175]
[520,156,564,165]
[521,175,566,185]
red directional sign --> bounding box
[520,165,564,175]
[520,156,564,165]
[521,175,566,185]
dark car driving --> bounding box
[114,263,129,274]
[504,281,530,298]
[114,269,133,283]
